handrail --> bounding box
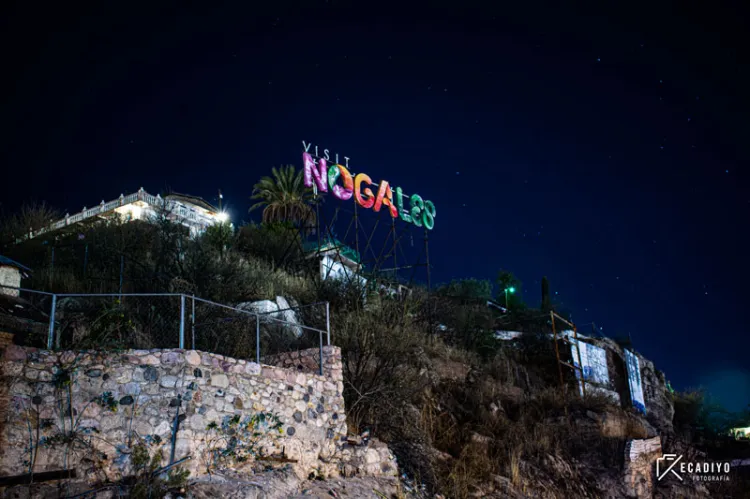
[0,284,333,374]
[191,295,328,334]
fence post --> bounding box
[47,294,57,350]
[83,243,89,279]
[319,331,324,376]
[325,302,331,346]
[179,295,185,349]
[118,255,124,299]
[191,295,196,350]
[255,315,260,365]
[49,246,55,289]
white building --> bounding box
[305,238,368,288]
[304,237,411,298]
[19,188,229,241]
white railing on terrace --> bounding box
[22,188,219,241]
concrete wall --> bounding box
[0,266,21,297]
[0,345,354,483]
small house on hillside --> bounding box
[304,237,367,286]
[302,237,410,297]
[0,255,31,297]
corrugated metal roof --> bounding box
[164,192,219,213]
[0,255,32,272]
[303,237,361,263]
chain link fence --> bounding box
[52,294,183,350]
[190,296,330,373]
[0,284,330,373]
[191,296,258,360]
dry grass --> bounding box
[509,445,522,487]
[387,349,637,498]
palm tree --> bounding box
[249,165,318,229]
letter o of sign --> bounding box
[328,164,354,201]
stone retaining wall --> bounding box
[624,436,662,498]
[0,345,355,483]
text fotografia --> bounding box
[656,454,731,482]
[302,141,437,230]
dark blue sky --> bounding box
[1,2,748,410]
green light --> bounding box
[507,287,516,294]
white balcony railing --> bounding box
[21,188,220,241]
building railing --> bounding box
[20,188,221,241]
[0,285,331,375]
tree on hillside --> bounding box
[249,165,317,228]
[496,269,524,309]
[436,278,493,303]
[541,276,552,312]
[203,221,234,259]
[0,201,61,249]
[673,389,747,441]
[237,221,306,271]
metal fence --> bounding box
[0,284,331,374]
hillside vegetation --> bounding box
[1,204,748,498]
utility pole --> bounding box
[218,189,223,211]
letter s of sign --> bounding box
[327,164,354,201]
[354,173,375,209]
[410,194,424,227]
[422,200,436,230]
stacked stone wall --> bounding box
[0,345,353,482]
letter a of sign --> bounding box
[373,181,398,218]
[303,153,328,194]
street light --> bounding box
[504,286,516,309]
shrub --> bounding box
[236,222,306,272]
[335,296,429,435]
[202,413,284,475]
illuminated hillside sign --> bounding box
[302,141,436,230]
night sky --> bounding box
[1,3,749,410]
